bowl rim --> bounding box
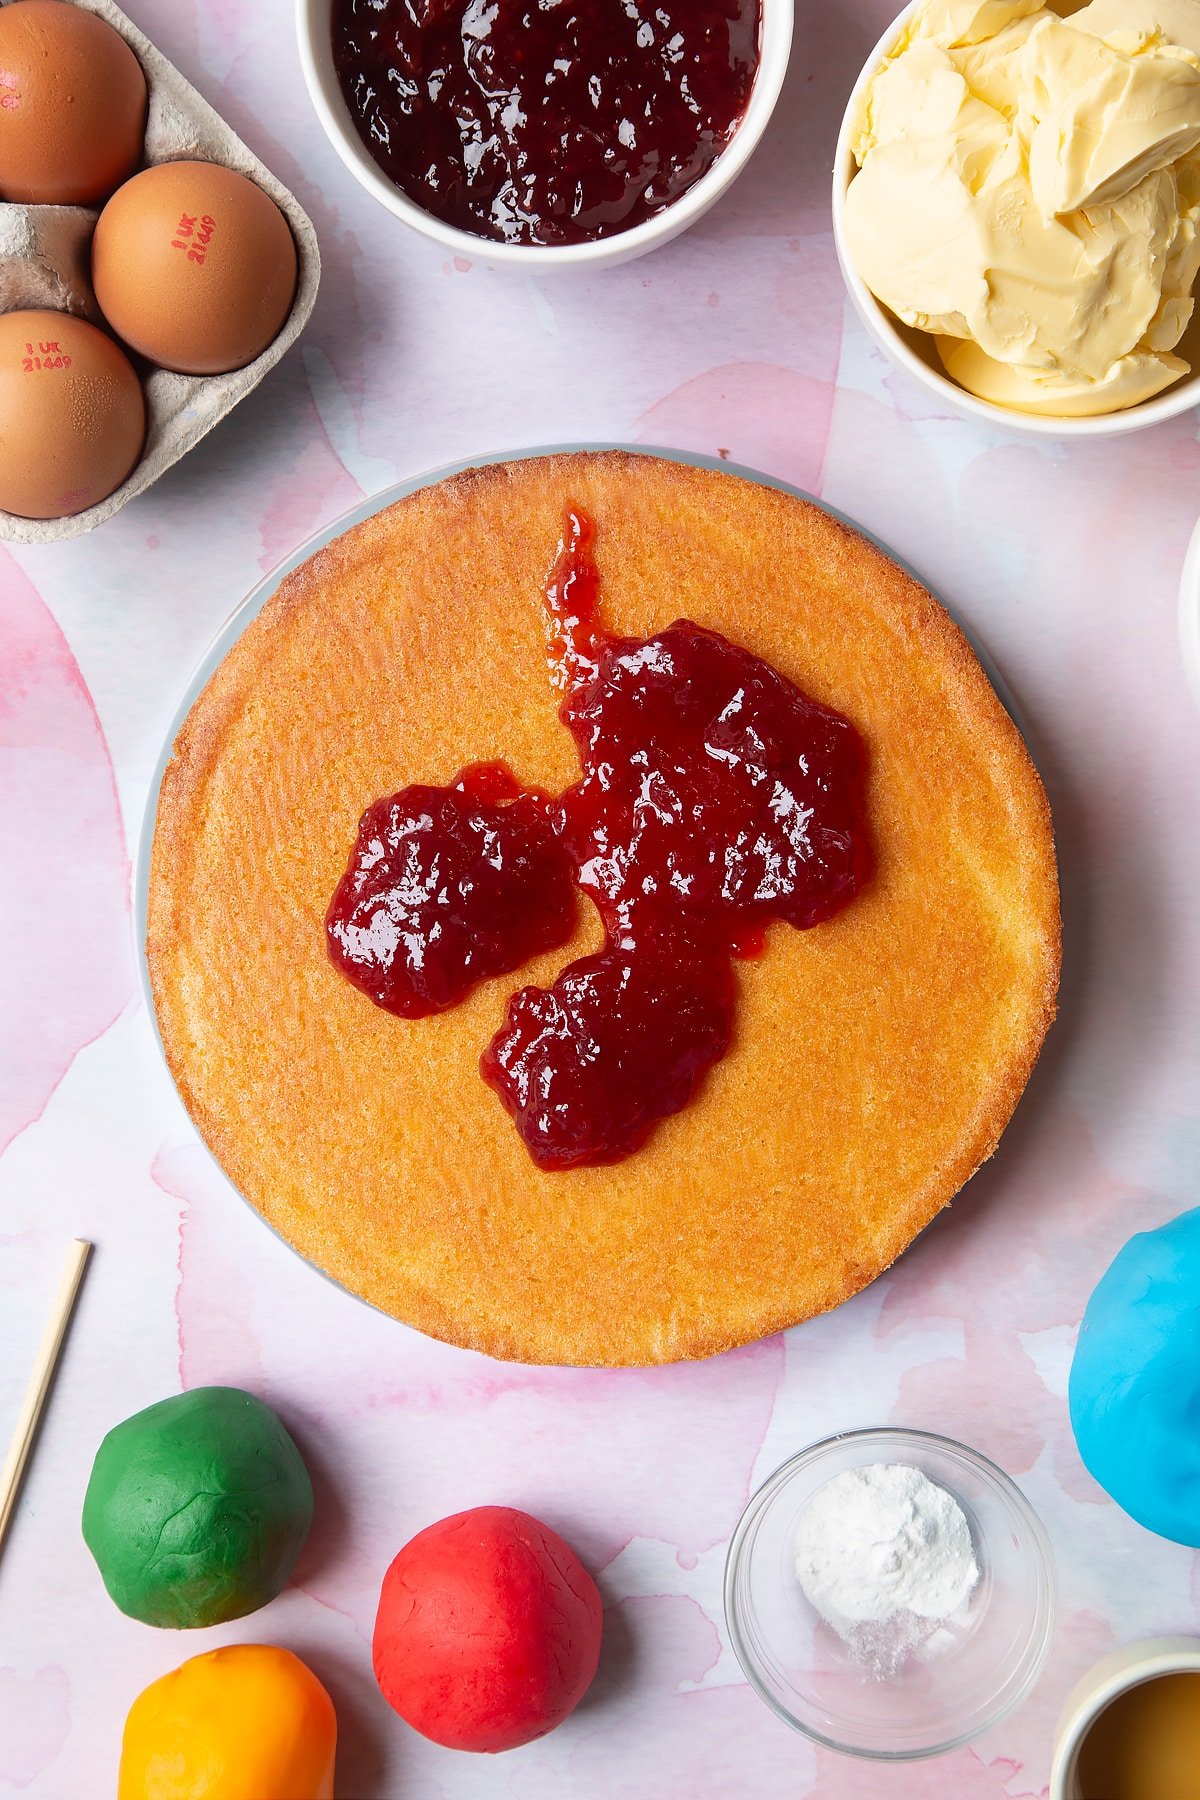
[295,0,795,269]
[1049,1637,1200,1798]
[724,1424,1058,1761]
[830,1,1200,439]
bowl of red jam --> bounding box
[296,0,793,267]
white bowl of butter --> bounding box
[833,0,1200,434]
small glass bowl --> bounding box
[725,1427,1056,1760]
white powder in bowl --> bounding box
[793,1462,979,1676]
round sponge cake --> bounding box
[147,452,1060,1366]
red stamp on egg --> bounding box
[21,339,71,373]
[170,211,218,265]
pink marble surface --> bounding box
[3,1,1200,1794]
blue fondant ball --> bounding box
[1070,1207,1200,1546]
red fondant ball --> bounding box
[372,1505,603,1753]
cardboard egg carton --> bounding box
[0,0,321,543]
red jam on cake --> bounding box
[326,763,576,1018]
[328,508,874,1168]
[329,0,761,247]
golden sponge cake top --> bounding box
[147,452,1059,1366]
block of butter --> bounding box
[844,0,1200,416]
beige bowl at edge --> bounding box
[1049,1637,1200,1798]
[831,1,1200,438]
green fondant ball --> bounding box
[81,1386,313,1628]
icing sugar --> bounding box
[794,1462,979,1674]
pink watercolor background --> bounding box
[4,0,1200,1794]
[0,556,132,1154]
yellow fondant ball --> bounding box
[118,1644,335,1800]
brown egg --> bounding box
[0,310,145,518]
[92,161,298,376]
[0,0,147,205]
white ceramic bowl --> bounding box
[296,0,793,270]
[1049,1637,1200,1798]
[725,1428,1056,1760]
[831,2,1200,439]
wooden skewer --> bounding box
[0,1238,92,1556]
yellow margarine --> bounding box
[1073,0,1200,57]
[844,0,1200,414]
